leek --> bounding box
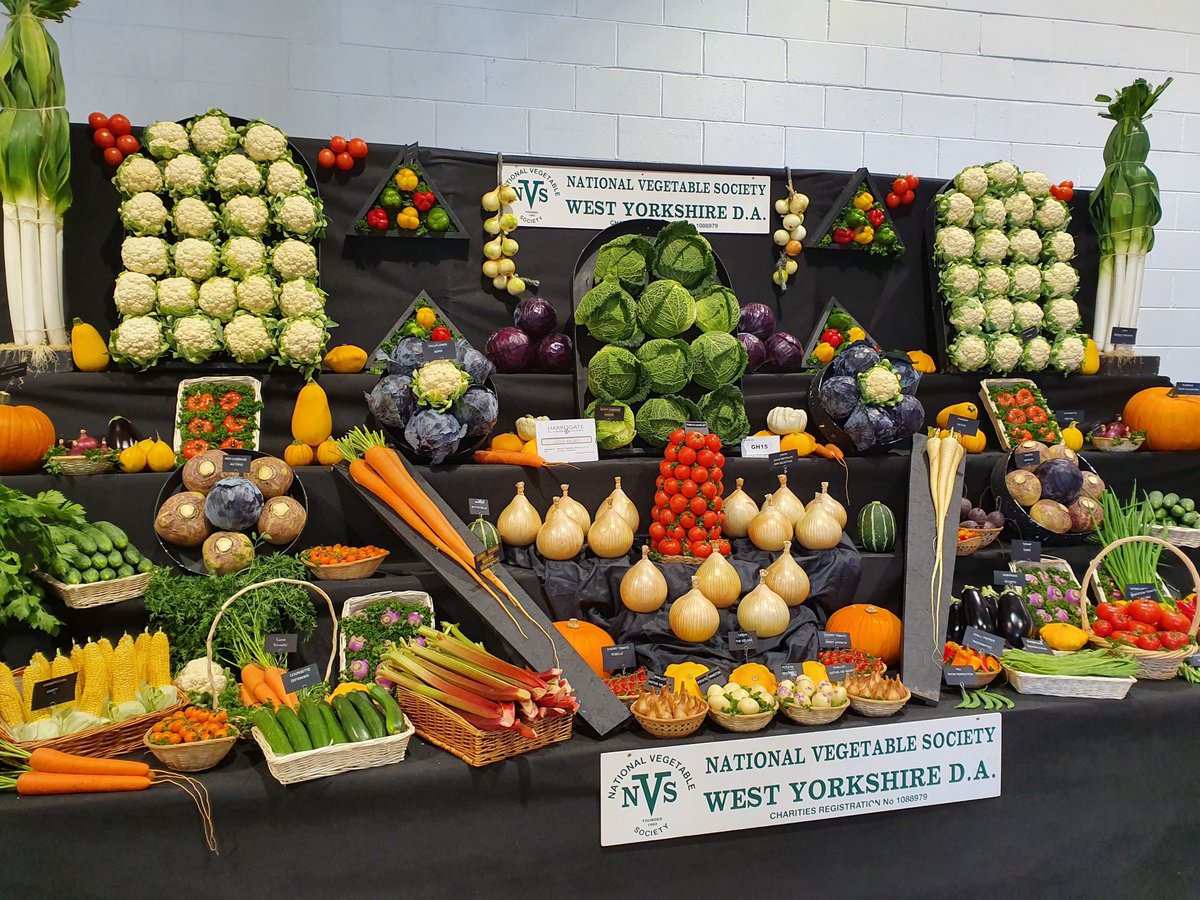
[0,0,77,357]
[1089,77,1171,352]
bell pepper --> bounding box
[366,207,390,231]
[854,226,874,245]
[820,328,843,349]
[415,307,437,330]
[394,167,418,192]
[847,326,866,342]
[426,206,451,232]
[431,326,452,342]
[412,189,436,212]
[827,312,853,331]
[1179,594,1197,624]
[379,187,403,210]
[853,192,874,210]
[813,341,835,364]
[874,225,896,246]
[832,227,853,245]
[867,208,885,228]
[396,206,420,230]
[844,208,868,228]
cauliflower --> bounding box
[163,153,208,197]
[221,195,270,237]
[1007,227,1043,263]
[1034,197,1070,232]
[1019,171,1051,199]
[113,271,157,317]
[1042,261,1080,298]
[936,190,976,227]
[171,197,217,239]
[1044,297,1081,334]
[273,193,326,240]
[984,160,1018,196]
[974,228,1009,264]
[1020,335,1052,372]
[935,226,975,263]
[188,108,238,156]
[1042,230,1076,262]
[1009,263,1043,301]
[413,359,472,410]
[144,120,189,159]
[949,297,986,333]
[223,313,276,363]
[276,315,332,372]
[156,276,198,316]
[266,159,307,196]
[980,265,1010,298]
[222,236,267,278]
[175,658,230,696]
[169,314,223,363]
[954,166,988,200]
[948,333,989,372]
[1050,332,1086,374]
[113,155,163,196]
[270,239,318,281]
[212,153,263,198]
[173,238,219,281]
[940,262,981,299]
[974,197,1006,229]
[119,191,168,236]
[987,333,1024,374]
[1012,300,1044,331]
[236,274,278,315]
[983,297,1015,333]
[121,236,169,275]
[242,121,288,162]
[109,315,167,369]
[197,276,238,321]
[1004,191,1035,227]
[278,278,326,317]
[857,361,903,406]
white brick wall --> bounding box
[52,0,1200,378]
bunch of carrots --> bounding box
[148,708,235,745]
[238,662,298,711]
[303,544,387,566]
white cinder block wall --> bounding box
[53,0,1200,377]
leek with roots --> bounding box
[0,0,77,355]
[1089,77,1171,352]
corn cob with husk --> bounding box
[133,629,152,686]
[110,634,146,720]
[68,642,84,701]
[141,630,179,709]
[0,662,23,726]
[20,652,50,722]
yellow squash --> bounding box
[665,661,710,698]
[1081,338,1100,375]
[146,439,176,473]
[323,344,368,374]
[1040,622,1088,651]
[801,661,830,684]
[284,440,314,467]
[907,350,936,373]
[70,318,109,371]
[936,402,979,429]
[730,662,777,693]
[1061,421,1083,452]
[291,382,332,446]
[939,427,986,453]
[315,438,342,465]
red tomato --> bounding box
[664,478,680,495]
[892,177,909,194]
[707,526,722,540]
[221,415,247,433]
[107,114,131,136]
[317,148,336,169]
[181,438,210,459]
[659,507,677,525]
[659,460,674,477]
[92,128,115,148]
[655,476,664,490]
[696,449,716,469]
[679,512,696,531]
[690,466,708,484]
[116,134,140,155]
[714,452,725,469]
[649,538,660,552]
[705,434,722,452]
[1110,631,1140,647]
[336,151,354,171]
[717,539,731,556]
[1091,619,1114,638]
[659,539,681,556]
[1108,612,1132,632]
[680,480,698,499]
[903,189,915,204]
[906,174,920,188]
[1159,610,1190,633]
[1125,621,1156,637]
[220,437,245,449]
[669,495,688,514]
[87,112,108,129]
[686,432,707,451]
[712,496,723,512]
[103,147,124,167]
[649,522,666,541]
[670,525,685,541]
[689,497,708,516]
[1127,599,1162,626]
[885,192,900,208]
[1095,602,1123,623]
[687,526,708,544]
[1159,630,1189,651]
[329,135,348,153]
[702,510,718,529]
[654,490,669,508]
[700,481,717,499]
[708,467,723,484]
[1136,634,1162,652]
[674,464,691,481]
[677,446,697,467]
[669,429,685,446]
[347,137,369,159]
[664,445,678,463]
[692,542,713,559]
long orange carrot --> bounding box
[28,748,151,779]
[252,681,281,708]
[239,682,257,707]
[241,663,267,694]
[263,667,298,710]
[472,450,545,467]
[812,442,844,460]
[16,772,152,794]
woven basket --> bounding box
[633,707,707,738]
[338,590,435,676]
[144,727,238,772]
[653,554,702,565]
[396,686,572,766]
[781,701,849,726]
[1151,524,1200,549]
[1080,536,1200,680]
[1088,434,1144,453]
[37,569,152,609]
[1002,666,1136,700]
[956,527,1004,557]
[849,689,910,717]
[709,707,775,733]
[302,551,388,580]
[944,668,1001,689]
[51,455,116,476]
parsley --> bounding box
[342,598,431,683]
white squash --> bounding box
[515,414,549,442]
[767,406,807,435]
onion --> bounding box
[737,571,790,638]
[695,549,741,609]
[604,476,639,533]
[620,545,667,613]
[722,478,759,538]
[497,481,541,546]
[807,481,847,527]
[764,541,810,607]
[795,504,842,550]
[749,495,792,551]
[587,499,634,558]
[556,484,591,534]
[771,474,805,525]
[536,498,583,560]
[669,576,720,643]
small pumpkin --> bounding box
[284,440,314,467]
[552,618,614,676]
[1080,338,1100,375]
[780,431,816,455]
[70,318,109,371]
[322,344,368,373]
[490,432,524,452]
[825,603,902,665]
[0,393,54,474]
[469,516,500,550]
[515,415,549,442]
[1061,421,1083,452]
[936,402,979,429]
[665,661,710,697]
[291,381,333,446]
[315,437,342,465]
[729,662,777,694]
[939,427,986,454]
[907,349,936,373]
[1122,387,1200,451]
[766,406,807,435]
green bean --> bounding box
[1001,648,1139,677]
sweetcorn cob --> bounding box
[97,637,115,681]
[111,635,137,704]
[77,643,109,717]
[49,651,74,711]
[22,653,51,722]
[0,662,23,726]
[69,643,85,701]
[134,630,153,686]
[147,631,172,688]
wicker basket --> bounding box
[37,569,152,609]
[1002,666,1136,700]
[709,707,775,733]
[653,554,702,565]
[781,701,849,726]
[1080,536,1200,680]
[632,707,707,738]
[602,667,647,704]
[944,668,1002,689]
[1088,434,1144,453]
[51,455,116,476]
[397,686,572,766]
[1151,524,1200,549]
[849,689,911,717]
[338,590,435,676]
[956,527,1004,557]
[144,727,238,772]
[302,551,388,581]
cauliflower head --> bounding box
[412,359,472,411]
[176,658,230,696]
[273,193,326,240]
[949,297,986,334]
[121,236,170,276]
[974,228,1009,264]
[144,120,189,159]
[1042,230,1076,262]
[974,197,1007,229]
[948,333,989,372]
[1019,171,1051,199]
[935,226,975,263]
[223,313,276,363]
[1012,300,1044,331]
[173,238,219,281]
[937,191,976,227]
[113,271,157,317]
[212,153,263,198]
[169,314,223,364]
[983,297,1015,333]
[1007,227,1043,263]
[1050,332,1086,374]
[270,239,318,281]
[940,262,981,299]
[980,265,1011,298]
[1020,335,1052,372]
[242,122,289,163]
[156,276,198,317]
[1034,197,1070,232]
[1009,263,1043,301]
[1041,261,1080,299]
[163,153,208,197]
[188,109,238,156]
[857,360,903,406]
[236,274,278,315]
[276,315,332,372]
[278,278,326,317]
[987,333,1024,374]
[109,315,168,369]
[119,191,168,236]
[113,155,163,196]
[266,159,307,196]
[954,166,988,200]
[171,197,217,239]
[1044,297,1081,334]
[221,195,270,237]
[1004,191,1035,227]
[984,160,1018,196]
[222,236,267,278]
[197,276,238,321]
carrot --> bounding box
[252,681,281,709]
[239,682,257,707]
[28,748,151,779]
[472,450,545,467]
[16,772,152,794]
[813,442,844,460]
[263,666,299,710]
[241,662,267,694]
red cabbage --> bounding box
[737,332,766,373]
[738,302,776,340]
[830,341,880,377]
[818,374,860,419]
[888,395,925,436]
[844,405,876,451]
[764,331,804,372]
[485,326,534,373]
[1034,459,1084,505]
[535,332,574,373]
[513,296,558,338]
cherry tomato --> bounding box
[700,481,717,499]
[689,497,708,516]
[347,137,369,158]
[696,449,716,469]
[714,452,725,469]
[654,490,669,509]
[649,538,661,552]
[669,429,685,446]
[690,466,708,484]
[892,177,909,194]
[705,434,722,452]
[431,326,452,341]
[664,445,678,463]
[672,463,690,481]
[708,525,722,540]
[677,446,697,467]
[329,135,348,153]
[681,432,702,451]
[88,112,108,130]
[655,477,665,492]
[649,522,666,542]
[103,147,124,167]
[670,495,688,515]
[1091,619,1114,638]
[692,542,713,559]
[659,539,681,556]
[659,460,673,478]
[885,192,900,208]
[336,151,354,171]
[1062,180,1073,188]
[663,477,680,495]
[679,512,696,531]
[906,174,920,189]
[107,114,131,135]
[708,467,723,484]
[680,480,698,499]
[1136,634,1162,652]
[688,526,708,544]
[659,507,677,525]
[670,525,685,542]
[92,128,115,149]
[712,496,723,512]
[317,148,336,169]
[1127,599,1162,626]
[717,539,731,556]
[702,510,719,529]
[116,134,140,155]
[1159,610,1190,633]
[903,189,915,204]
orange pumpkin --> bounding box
[826,603,902,665]
[552,618,614,676]
[0,392,54,474]
[1123,387,1200,451]
[729,662,777,693]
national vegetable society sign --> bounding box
[501,163,771,233]
[599,714,1001,845]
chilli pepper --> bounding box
[867,208,885,228]
[412,189,435,212]
[366,207,390,231]
[394,167,418,192]
[832,227,853,245]
[820,328,844,349]
[181,439,210,459]
[396,206,420,230]
[426,206,451,232]
[431,326,452,342]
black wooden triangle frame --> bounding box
[347,143,469,242]
[799,295,883,372]
[367,290,466,374]
[802,167,905,255]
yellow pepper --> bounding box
[397,206,420,230]
[415,307,437,329]
[394,167,418,192]
[853,225,874,245]
[813,341,835,364]
[847,326,866,342]
[853,192,874,210]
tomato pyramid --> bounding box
[647,429,730,559]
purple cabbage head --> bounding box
[843,405,877,451]
[887,395,925,437]
[764,331,805,372]
[366,374,415,428]
[830,341,880,377]
[485,327,535,373]
[204,477,264,530]
[387,336,426,376]
[818,374,860,419]
[513,296,558,338]
[738,302,776,340]
[737,332,766,373]
[865,406,899,443]
[450,386,500,438]
[404,409,467,464]
[460,347,495,385]
[535,332,574,374]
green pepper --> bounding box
[426,207,451,232]
[874,225,896,246]
[379,186,403,210]
[844,208,868,228]
[827,311,853,332]
[398,320,428,338]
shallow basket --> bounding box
[781,701,849,726]
[709,707,775,733]
[302,551,388,581]
[144,728,238,773]
[1088,434,1144,453]
[1080,536,1200,681]
[603,667,647,704]
[652,554,702,565]
[1151,524,1200,549]
[397,686,572,766]
[251,718,414,784]
[1002,665,1136,700]
[338,590,435,676]
[945,668,1002,689]
[956,527,1003,557]
[37,569,152,609]
[633,707,707,739]
[849,689,911,718]
[51,455,115,476]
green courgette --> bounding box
[91,551,108,570]
[82,524,113,553]
[274,706,313,752]
[251,707,293,755]
[68,548,92,570]
[369,684,406,736]
[347,690,386,740]
[332,695,371,742]
[317,701,346,744]
[93,521,129,550]
[297,699,330,748]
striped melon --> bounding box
[857,502,896,553]
[469,516,500,550]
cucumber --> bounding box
[298,700,330,748]
[347,690,386,740]
[63,568,82,585]
[1164,492,1180,508]
[251,707,293,755]
[69,528,97,554]
[123,546,142,565]
[332,695,371,742]
[274,706,313,752]
[93,521,129,550]
[369,684,406,736]
[116,564,134,579]
[82,524,113,554]
[68,548,92,570]
[107,549,124,568]
[136,558,154,573]
[1183,498,1196,513]
[99,568,116,581]
[1184,511,1199,527]
[1147,490,1164,509]
[317,702,346,745]
[91,551,109,570]
[80,568,100,584]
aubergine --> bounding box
[982,588,1000,627]
[996,590,1035,648]
[960,587,993,632]
[105,415,142,451]
[946,601,966,644]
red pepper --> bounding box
[220,437,245,449]
[366,207,390,231]
[820,328,844,349]
[1179,596,1197,623]
[181,438,210,459]
[186,392,214,411]
[867,208,885,228]
[412,190,436,212]
[219,391,242,411]
[431,326,452,342]
[832,227,853,245]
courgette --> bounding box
[251,707,293,755]
[317,702,346,744]
[107,549,124,569]
[116,564,134,579]
[274,706,313,752]
[347,690,386,740]
[297,700,330,748]
[91,551,108,570]
[369,684,406,736]
[136,558,154,573]
[332,695,371,742]
[93,521,129,550]
[80,568,100,583]
[123,546,142,565]
[82,524,113,554]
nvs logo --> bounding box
[511,177,548,206]
[504,166,560,224]
[621,771,678,815]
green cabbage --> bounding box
[635,338,691,394]
[586,344,650,403]
[573,276,643,346]
[697,385,749,445]
[689,330,747,389]
[694,285,739,333]
[635,395,700,448]
[585,399,636,450]
[593,234,654,296]
[636,279,696,338]
[653,221,716,289]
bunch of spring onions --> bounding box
[1095,486,1162,595]
[0,0,77,355]
[1089,77,1172,351]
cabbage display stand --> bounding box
[900,433,967,704]
[336,465,630,737]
